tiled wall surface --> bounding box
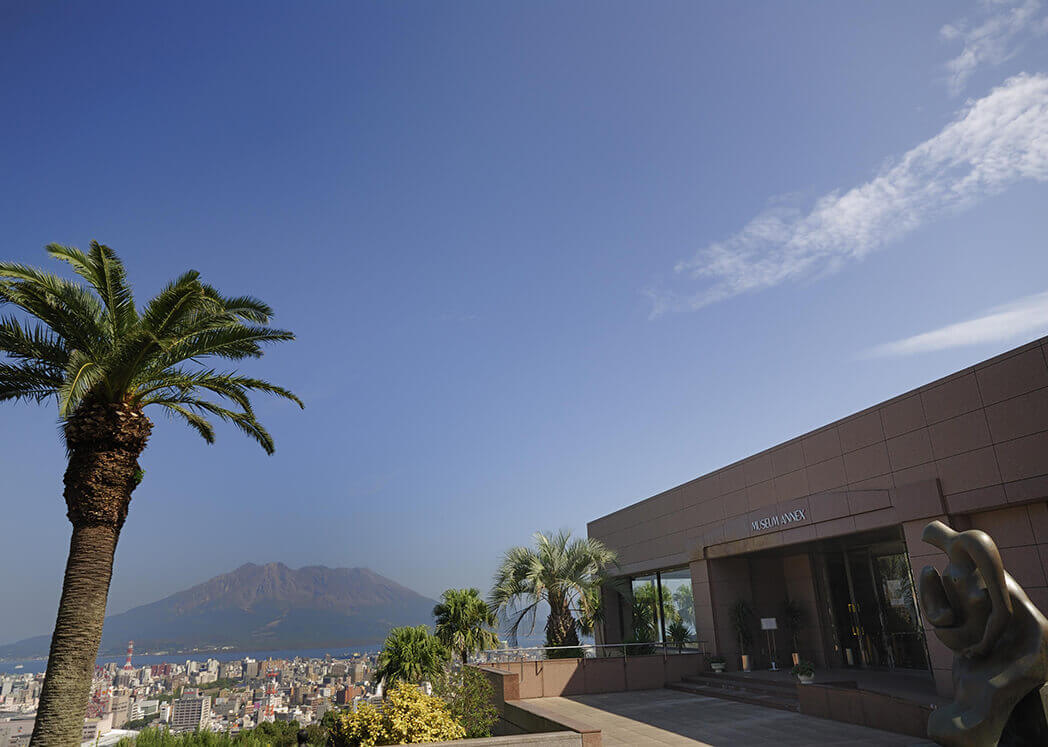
[588,337,1048,576]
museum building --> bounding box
[587,336,1048,697]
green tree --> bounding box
[433,667,498,739]
[673,585,695,628]
[122,714,160,730]
[194,677,240,694]
[629,582,683,644]
[374,626,449,690]
[0,244,301,745]
[629,584,659,643]
[489,530,617,652]
[303,721,331,747]
[249,720,302,746]
[433,588,499,664]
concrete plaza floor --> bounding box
[537,689,934,746]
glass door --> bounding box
[872,553,929,670]
[846,549,891,668]
[822,546,930,670]
[824,552,863,667]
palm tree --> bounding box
[489,530,617,652]
[433,588,500,665]
[667,620,693,652]
[375,626,450,691]
[0,243,302,745]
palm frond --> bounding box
[152,401,217,444]
[0,274,105,353]
[46,242,137,335]
[56,349,105,416]
[160,325,296,364]
[200,285,273,323]
[433,588,500,661]
[0,361,63,403]
[138,271,205,337]
[135,369,303,411]
[0,316,68,367]
[2,244,300,453]
[490,531,618,648]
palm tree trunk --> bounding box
[31,403,150,746]
[30,524,120,745]
[545,601,580,648]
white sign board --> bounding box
[760,617,777,630]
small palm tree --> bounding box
[433,588,500,665]
[731,599,755,655]
[375,626,450,691]
[0,244,302,745]
[490,530,617,652]
[667,620,693,652]
[781,596,805,653]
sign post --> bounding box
[761,618,778,671]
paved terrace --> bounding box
[534,689,935,746]
[722,667,947,705]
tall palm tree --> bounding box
[375,626,450,691]
[0,243,302,745]
[433,588,500,665]
[489,530,617,651]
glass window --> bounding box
[661,568,694,648]
[629,575,661,643]
[624,567,693,648]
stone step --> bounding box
[669,680,801,713]
[681,672,800,698]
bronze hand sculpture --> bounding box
[918,520,1048,746]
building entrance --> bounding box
[820,537,929,671]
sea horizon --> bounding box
[0,633,556,675]
[0,644,386,676]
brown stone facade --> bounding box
[587,336,1048,696]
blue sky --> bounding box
[2,1,1047,643]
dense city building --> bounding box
[169,694,211,733]
[0,651,376,744]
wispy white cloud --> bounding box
[648,73,1048,317]
[941,0,1048,96]
[864,291,1048,357]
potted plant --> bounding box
[707,655,726,673]
[781,596,804,666]
[791,659,815,685]
[667,620,692,653]
[730,599,755,672]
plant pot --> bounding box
[711,662,726,673]
[791,652,800,666]
[797,674,814,685]
[740,654,751,672]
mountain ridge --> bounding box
[0,563,436,659]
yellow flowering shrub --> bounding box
[330,683,466,746]
[331,701,387,746]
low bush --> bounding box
[791,660,815,677]
[433,667,498,739]
[115,720,324,746]
[329,682,465,746]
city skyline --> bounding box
[3,0,1048,645]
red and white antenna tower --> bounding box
[123,640,134,670]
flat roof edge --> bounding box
[590,334,1048,527]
